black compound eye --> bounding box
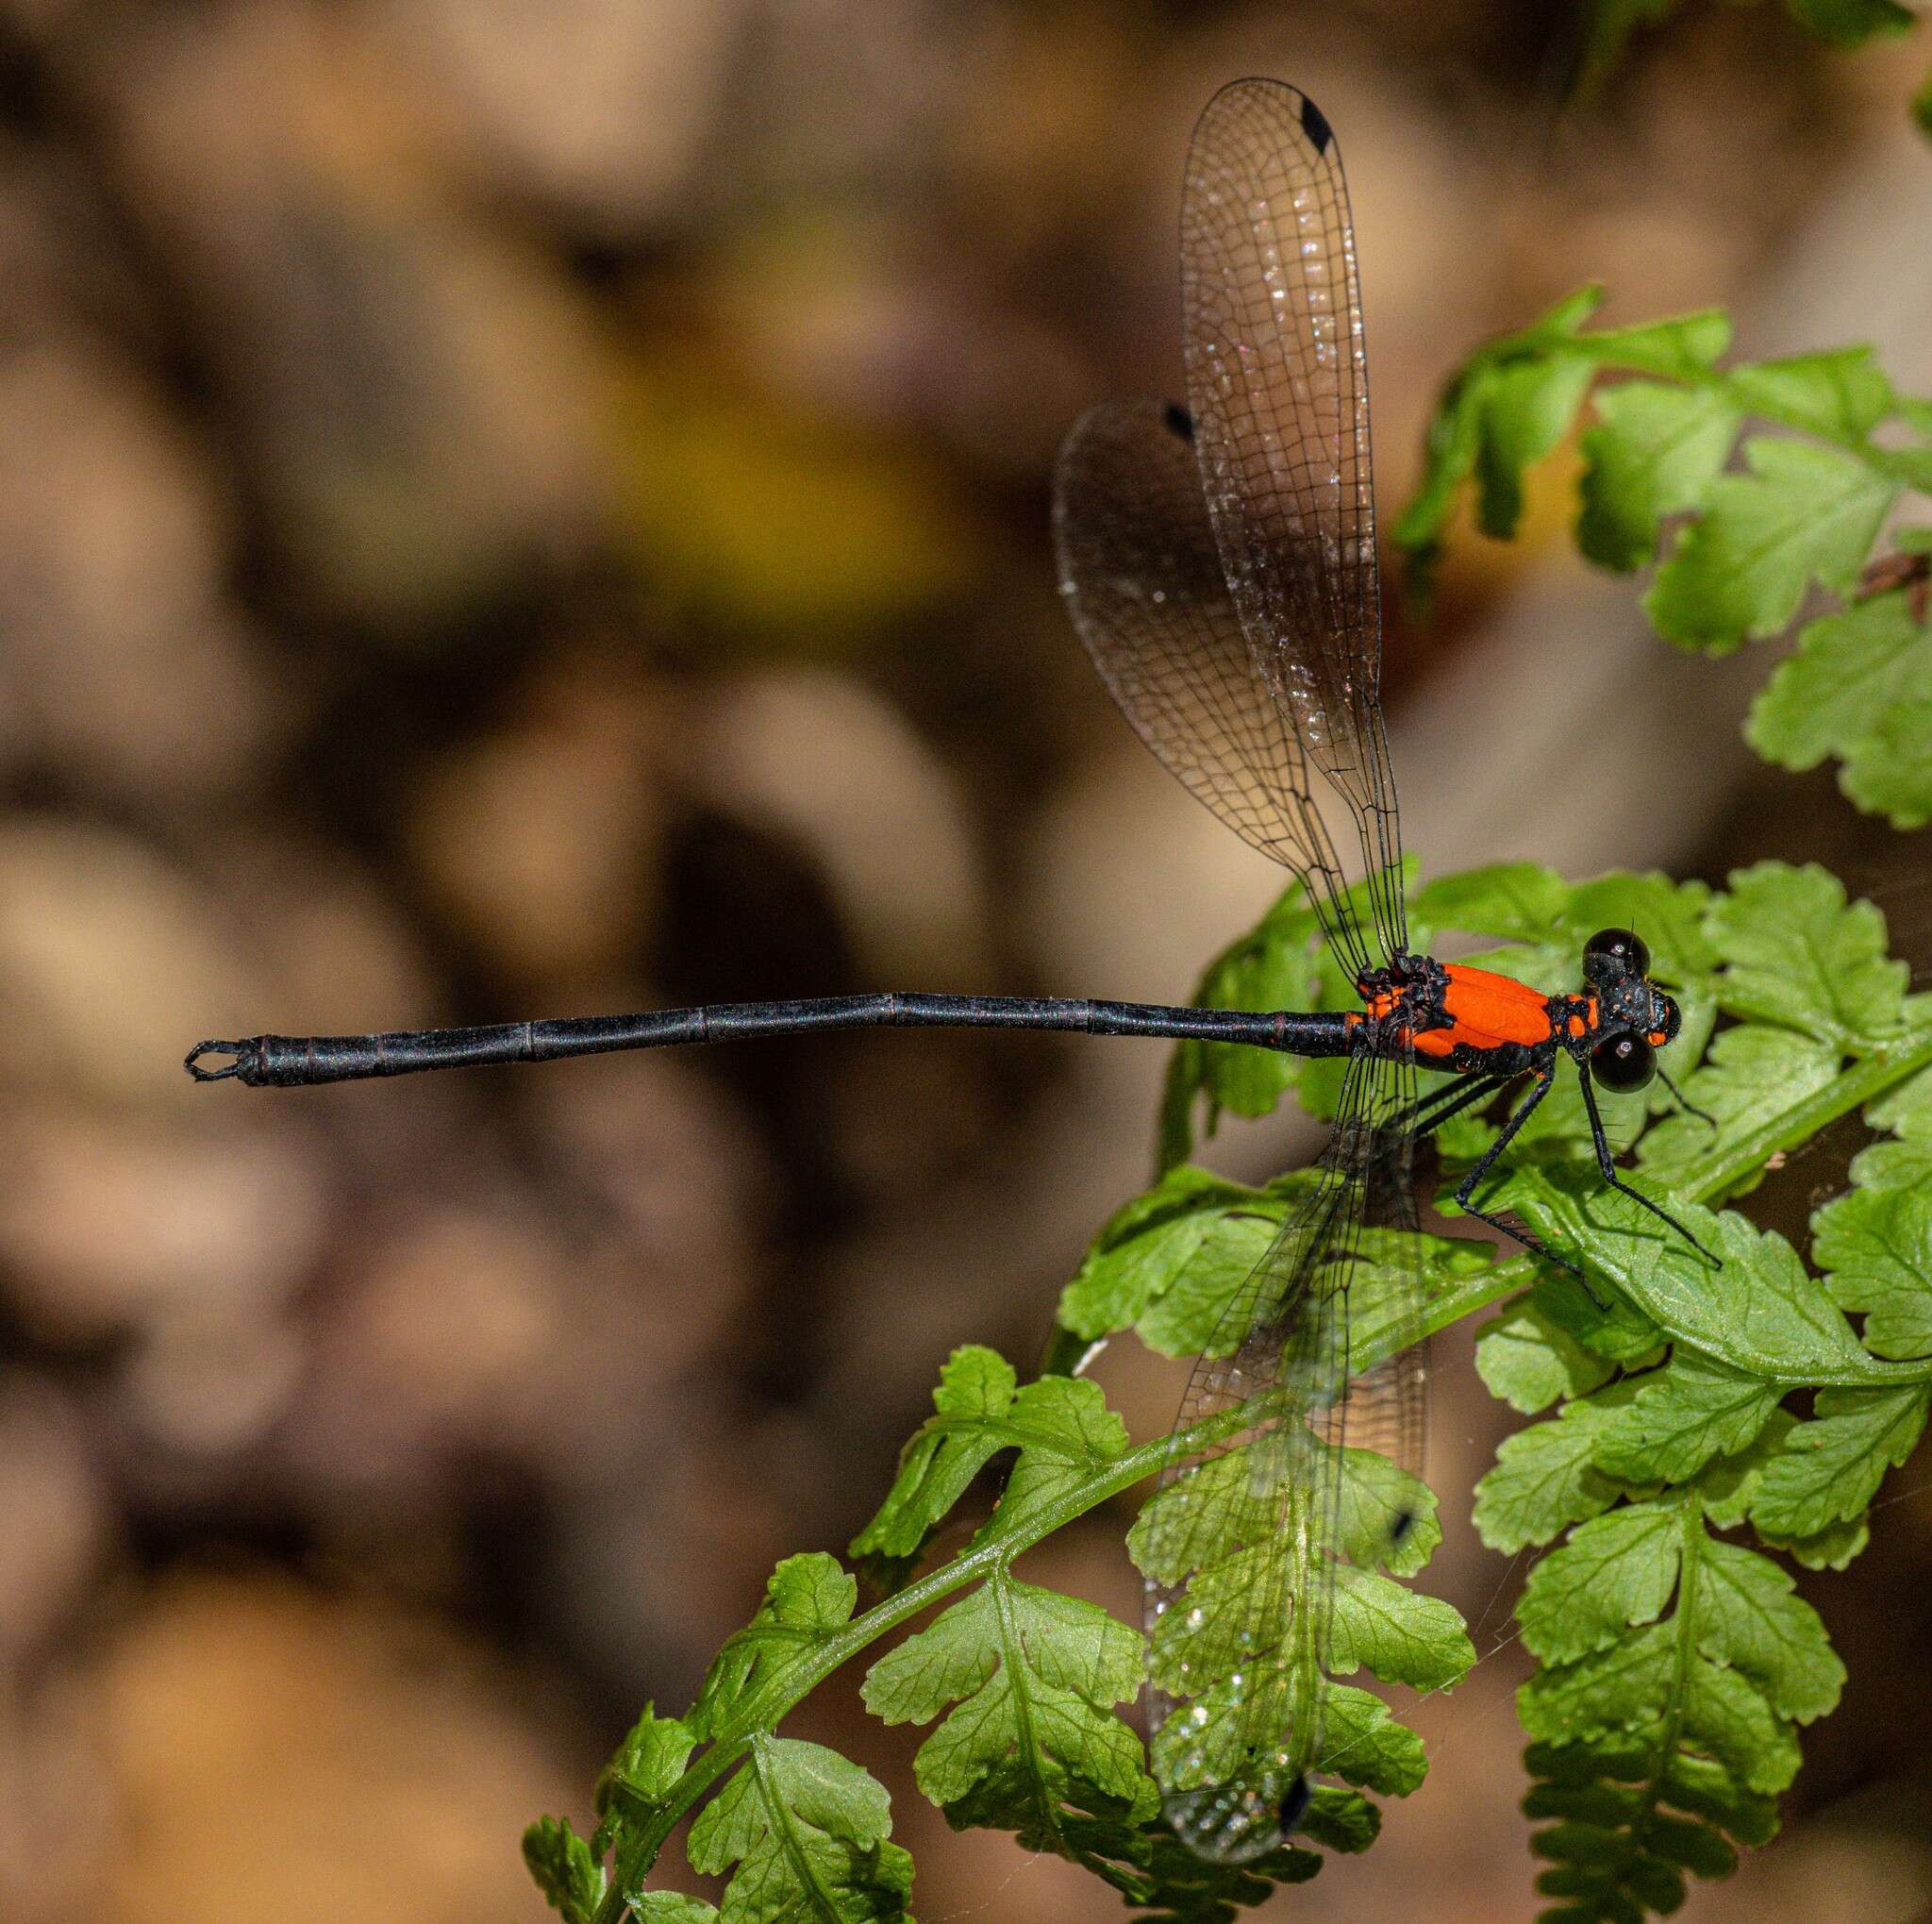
[1585,927,1651,978]
[1592,1032,1657,1093]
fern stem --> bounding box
[601,1395,1257,1903]
[1635,1494,1707,1837]
[1661,1029,1932,1205]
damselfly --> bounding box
[187,78,1710,1862]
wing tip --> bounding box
[1200,77,1335,159]
[1161,1782,1290,1865]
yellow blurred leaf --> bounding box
[610,353,974,640]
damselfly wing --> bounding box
[1055,76,1430,1864]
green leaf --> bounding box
[1502,1187,1861,1386]
[1784,0,1918,46]
[692,1555,858,1740]
[1749,1383,1931,1539]
[990,1375,1132,1536]
[1584,310,1736,378]
[1138,1208,1324,1362]
[1129,1439,1429,1588]
[1768,1515,1873,1572]
[1851,694,1932,830]
[1814,1182,1932,1361]
[1059,1166,1281,1342]
[1117,1823,1324,1919]
[1474,1395,1624,1554]
[1133,1406,1458,1852]
[1747,594,1932,830]
[1590,1352,1783,1482]
[1726,347,1896,439]
[1657,1751,1780,1847]
[1476,355,1600,537]
[861,1574,1154,1822]
[1871,1058,1932,1144]
[1326,1567,1475,1691]
[1395,288,1733,591]
[1395,287,1610,592]
[1397,296,1929,818]
[1407,862,1573,942]
[1644,436,1899,652]
[1568,872,1721,982]
[1695,1539,1845,1723]
[1572,0,1681,98]
[1520,1623,1800,1797]
[1706,862,1910,1047]
[1674,1213,1869,1380]
[1516,1502,1683,1665]
[1476,1295,1617,1414]
[598,1704,700,1817]
[1695,1408,1800,1528]
[1579,379,1742,570]
[1058,1156,1489,1367]
[1158,886,1326,1162]
[851,1347,1017,1569]
[1315,1682,1429,1797]
[1409,864,1717,987]
[525,1815,605,1924]
[1636,1023,1840,1194]
[629,1895,721,1922]
[688,1736,912,1923]
[1331,1445,1444,1577]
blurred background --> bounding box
[3,2,1931,1918]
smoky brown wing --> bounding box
[1180,78,1405,965]
[1053,395,1374,980]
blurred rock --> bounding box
[520,1047,764,1298]
[311,1206,582,1470]
[124,1302,309,1457]
[95,1576,580,1924]
[0,1103,325,1345]
[0,818,268,1110]
[684,667,992,987]
[0,132,156,359]
[291,1051,759,1504]
[549,1417,797,1701]
[1022,738,1285,1014]
[0,345,286,803]
[0,1666,112,1924]
[0,1380,108,1662]
[703,0,987,206]
[182,829,434,1037]
[407,652,664,985]
[696,221,1094,484]
[94,2,611,630]
[377,0,742,238]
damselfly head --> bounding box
[1585,928,1681,1060]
